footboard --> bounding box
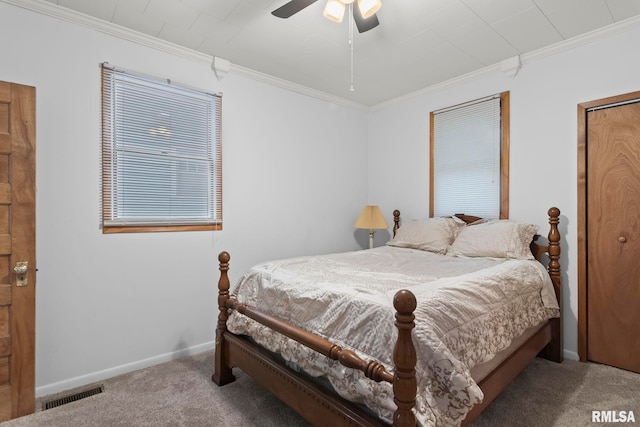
[212,251,418,427]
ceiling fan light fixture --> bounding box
[323,0,346,23]
[357,0,381,19]
[340,0,356,4]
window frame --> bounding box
[101,64,223,234]
[429,91,510,219]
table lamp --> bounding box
[354,205,388,249]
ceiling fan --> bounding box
[271,0,381,33]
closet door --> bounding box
[586,100,640,373]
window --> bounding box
[101,64,222,233]
[430,92,509,219]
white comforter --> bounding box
[227,246,559,426]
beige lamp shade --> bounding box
[354,205,388,230]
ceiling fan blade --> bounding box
[271,0,319,18]
[353,5,379,33]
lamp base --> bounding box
[368,230,375,249]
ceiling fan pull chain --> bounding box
[349,3,355,92]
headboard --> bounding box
[390,208,561,267]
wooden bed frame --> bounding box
[213,207,562,426]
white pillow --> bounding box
[387,217,460,254]
[447,220,538,259]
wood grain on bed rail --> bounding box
[225,297,395,384]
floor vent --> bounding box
[42,385,104,410]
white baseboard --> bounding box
[36,341,215,398]
[563,349,579,361]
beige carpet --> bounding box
[2,352,639,426]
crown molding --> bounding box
[4,0,640,112]
[2,0,212,62]
[523,14,640,63]
[371,14,640,111]
[1,0,368,111]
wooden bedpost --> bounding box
[547,207,562,362]
[393,210,401,237]
[212,251,235,385]
[547,207,561,298]
[393,289,417,427]
[540,207,563,363]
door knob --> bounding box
[618,236,627,243]
[14,261,28,287]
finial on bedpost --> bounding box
[216,251,231,331]
[393,289,417,427]
[213,251,235,385]
[393,210,401,238]
[547,207,561,286]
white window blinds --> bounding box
[101,64,222,229]
[432,95,502,218]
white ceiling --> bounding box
[23,0,640,106]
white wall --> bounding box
[0,2,368,395]
[368,22,640,360]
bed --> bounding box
[212,207,562,426]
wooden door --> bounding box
[0,81,36,420]
[585,99,640,373]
